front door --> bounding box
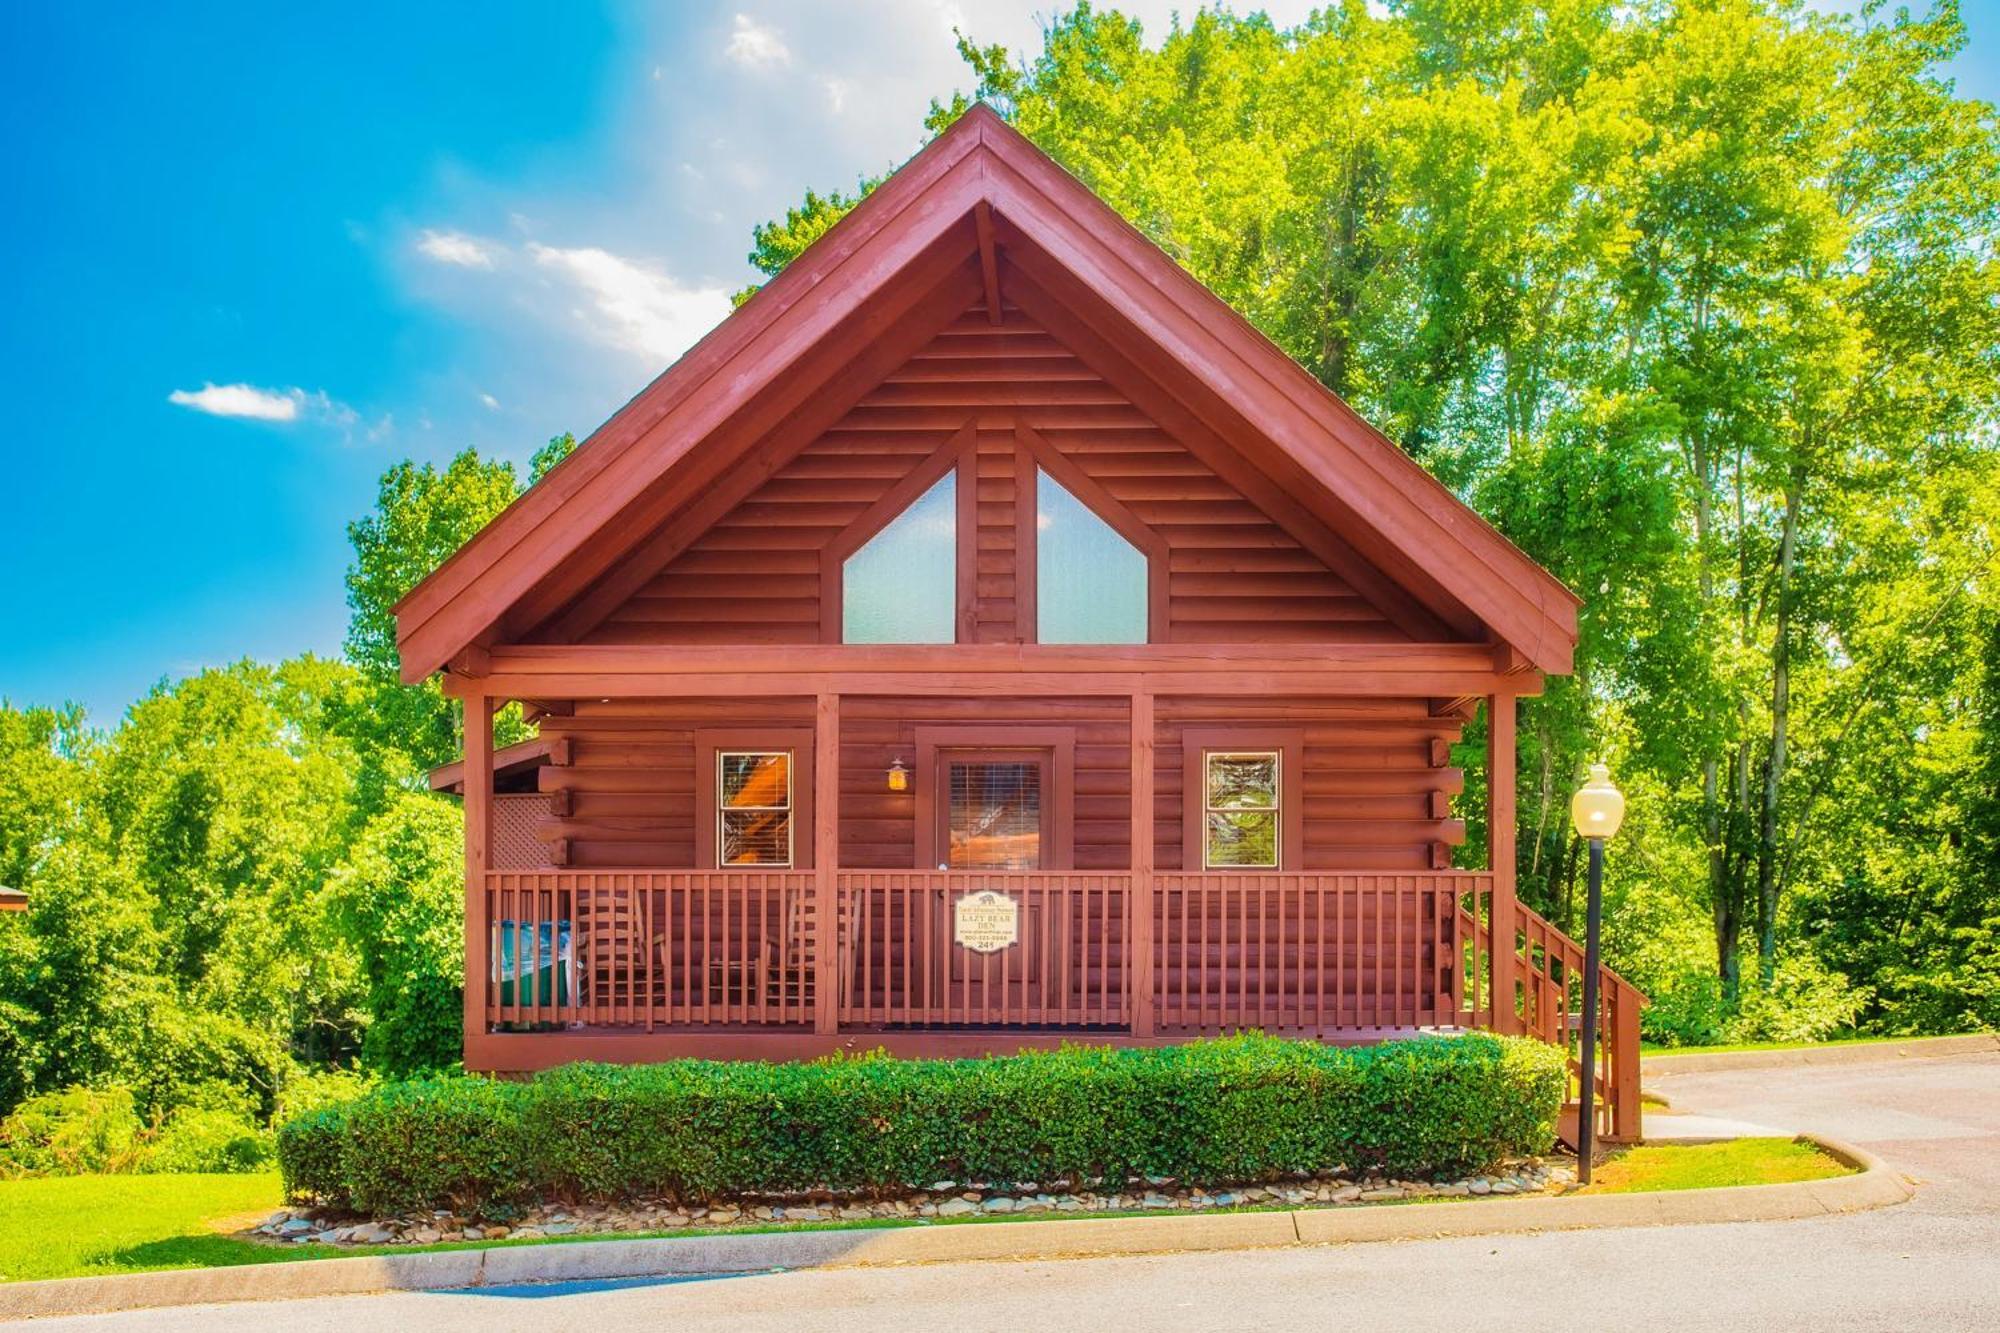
[936,749,1050,870]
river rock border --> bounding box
[249,1158,1577,1247]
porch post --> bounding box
[462,692,495,1046]
[813,691,840,1035]
[1487,690,1518,1033]
[1129,690,1155,1037]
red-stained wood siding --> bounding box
[1154,697,1465,873]
[971,426,1021,642]
[533,695,1461,873]
[571,296,1412,647]
[839,696,1130,869]
[536,698,814,868]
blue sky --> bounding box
[3,2,1995,725]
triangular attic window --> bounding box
[1038,467,1147,644]
[843,470,956,643]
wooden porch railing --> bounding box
[1512,902,1645,1143]
[837,871,1130,1028]
[1151,872,1495,1032]
[478,869,1641,1140]
[484,871,819,1030]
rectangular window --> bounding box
[1202,751,1280,869]
[717,751,793,867]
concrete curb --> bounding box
[0,1132,1911,1322]
[1641,1032,1998,1078]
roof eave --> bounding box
[393,103,1580,683]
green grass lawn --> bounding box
[1580,1137,1853,1194]
[1,1140,1860,1283]
[0,1173,286,1283]
[0,1173,951,1283]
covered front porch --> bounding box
[449,643,1643,1141]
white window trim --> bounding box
[1201,749,1282,871]
[716,749,796,869]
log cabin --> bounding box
[399,105,1642,1141]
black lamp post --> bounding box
[1568,762,1624,1185]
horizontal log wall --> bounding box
[535,695,1462,872]
[537,698,813,868]
[576,298,1409,646]
[840,695,1129,869]
[1154,696,1465,872]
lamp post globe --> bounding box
[1570,761,1626,840]
[1569,761,1622,1185]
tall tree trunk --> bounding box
[1317,146,1376,396]
[1692,413,1744,999]
[1527,713,1553,889]
[1558,832,1581,934]
[1757,462,1804,980]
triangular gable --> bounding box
[548,295,1435,649]
[395,104,1578,683]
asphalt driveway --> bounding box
[26,1048,2000,1332]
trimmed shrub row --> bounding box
[279,1033,1565,1216]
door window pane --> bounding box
[844,471,955,642]
[1203,751,1279,868]
[1037,468,1147,643]
[718,751,792,866]
[947,759,1043,869]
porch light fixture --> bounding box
[1568,761,1624,1185]
[886,758,910,793]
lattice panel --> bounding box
[492,794,553,869]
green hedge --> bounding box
[279,1033,1564,1216]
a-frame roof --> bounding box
[394,104,1579,683]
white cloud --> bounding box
[725,14,791,68]
[527,242,730,365]
[479,392,500,410]
[167,383,303,421]
[416,229,497,269]
[820,76,851,115]
[166,382,386,440]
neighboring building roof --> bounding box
[393,103,1579,682]
[0,886,26,913]
[428,737,553,795]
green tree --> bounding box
[343,450,523,774]
[342,435,574,780]
[0,704,92,895]
[327,792,465,1074]
[0,843,169,1111]
[745,0,2000,1018]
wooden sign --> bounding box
[953,889,1019,953]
